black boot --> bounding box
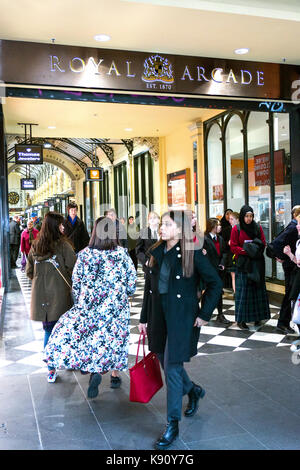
[237,322,249,330]
[155,420,179,450]
[216,313,231,325]
[184,382,206,418]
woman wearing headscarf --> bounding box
[230,205,270,330]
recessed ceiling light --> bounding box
[94,34,111,42]
[48,126,56,129]
[234,48,249,55]
[124,128,133,132]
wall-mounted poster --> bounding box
[254,149,285,186]
[212,184,224,201]
[167,169,191,209]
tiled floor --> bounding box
[0,267,300,450]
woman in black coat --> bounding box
[138,210,222,450]
[203,218,230,325]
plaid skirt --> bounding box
[235,271,271,323]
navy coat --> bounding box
[140,241,222,363]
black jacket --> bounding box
[136,227,159,270]
[63,217,90,254]
[203,234,227,272]
[272,220,298,271]
[140,241,222,363]
[238,238,266,284]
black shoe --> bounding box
[276,325,297,335]
[184,382,206,418]
[237,322,249,330]
[216,313,231,325]
[276,325,288,334]
[87,373,102,398]
[254,321,262,327]
[155,420,179,450]
[110,375,122,389]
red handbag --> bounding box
[129,333,163,403]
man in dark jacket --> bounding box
[104,208,128,249]
[63,202,90,254]
[272,205,300,335]
[9,215,21,268]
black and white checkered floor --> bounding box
[0,266,296,376]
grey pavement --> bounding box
[1,273,300,450]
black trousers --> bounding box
[278,267,296,327]
[10,244,19,267]
[129,249,138,271]
[158,294,194,422]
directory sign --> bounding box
[20,178,36,190]
[85,167,103,182]
[15,144,43,164]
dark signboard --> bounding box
[85,167,103,182]
[15,144,43,164]
[21,178,36,190]
[1,40,300,100]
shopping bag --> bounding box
[21,254,27,271]
[129,333,163,403]
[292,294,300,325]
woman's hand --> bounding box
[138,323,147,335]
[283,245,291,256]
[202,249,207,256]
[194,317,208,328]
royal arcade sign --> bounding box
[0,40,299,100]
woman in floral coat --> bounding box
[44,216,137,398]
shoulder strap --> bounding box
[48,257,72,289]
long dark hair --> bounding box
[149,210,195,278]
[89,216,119,251]
[32,212,67,256]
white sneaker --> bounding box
[289,321,300,336]
[47,370,57,383]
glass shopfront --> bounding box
[204,110,292,282]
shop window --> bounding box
[206,123,224,219]
[274,113,291,281]
[247,111,272,277]
[225,113,245,212]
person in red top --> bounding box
[20,219,39,256]
[230,205,270,330]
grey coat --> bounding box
[9,220,21,245]
[26,240,77,322]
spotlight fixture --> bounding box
[234,48,249,55]
[48,126,56,129]
[94,34,111,42]
[124,128,133,131]
[44,142,52,148]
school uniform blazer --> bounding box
[139,241,222,363]
[203,234,227,272]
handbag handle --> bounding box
[136,332,146,365]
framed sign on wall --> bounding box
[167,168,191,209]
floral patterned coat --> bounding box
[44,246,137,373]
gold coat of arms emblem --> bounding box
[142,54,174,84]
